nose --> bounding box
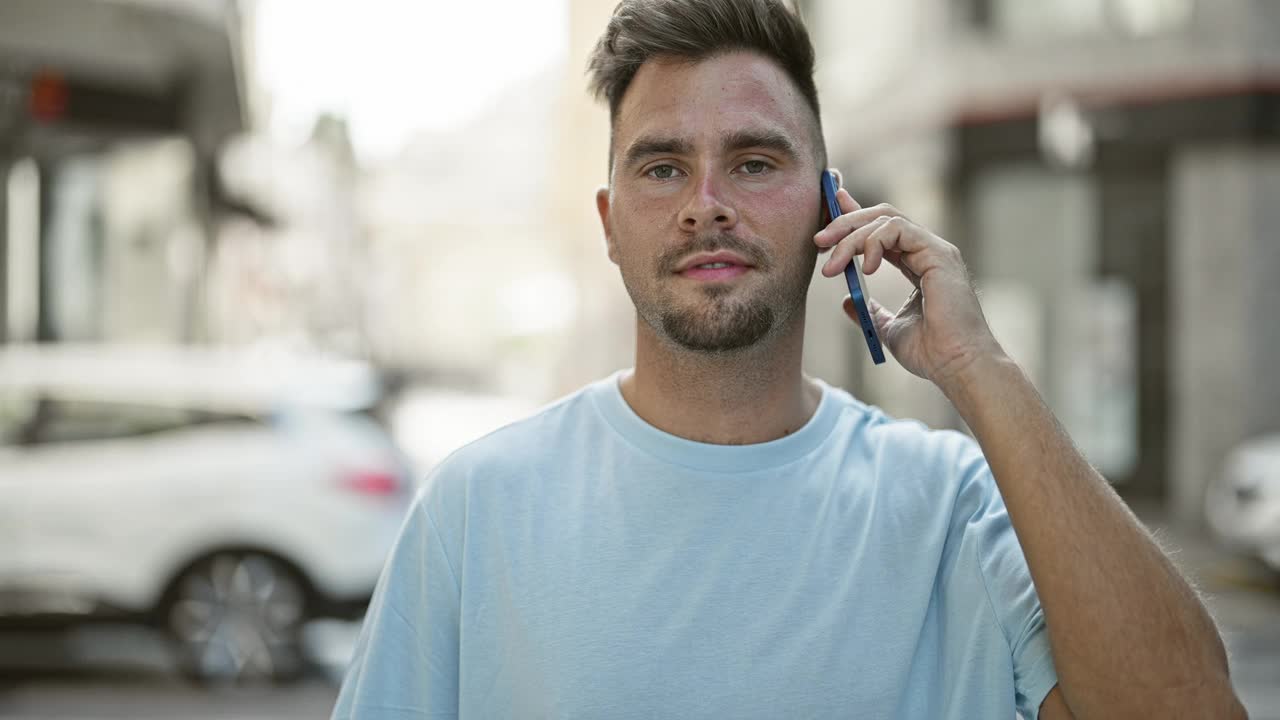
[678,174,738,233]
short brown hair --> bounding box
[586,0,824,171]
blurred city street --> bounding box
[0,621,344,719]
[0,672,337,720]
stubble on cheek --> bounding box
[610,182,819,353]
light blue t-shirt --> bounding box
[333,372,1058,719]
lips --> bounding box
[675,251,753,274]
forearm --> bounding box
[941,353,1243,719]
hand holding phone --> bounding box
[821,171,886,365]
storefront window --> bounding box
[971,164,1138,480]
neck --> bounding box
[620,314,821,445]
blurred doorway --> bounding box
[1096,151,1170,495]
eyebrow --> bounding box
[621,136,695,169]
[620,129,801,170]
[721,129,800,161]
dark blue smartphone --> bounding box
[821,170,886,365]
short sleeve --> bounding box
[331,488,461,720]
[955,447,1060,719]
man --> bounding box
[333,1,1244,717]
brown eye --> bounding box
[741,160,769,175]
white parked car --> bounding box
[1206,433,1280,573]
[0,344,414,683]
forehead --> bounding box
[614,51,816,157]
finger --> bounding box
[821,215,890,277]
[827,215,888,275]
[814,189,864,249]
[814,202,900,248]
[882,249,921,288]
[866,296,896,337]
[836,187,860,214]
[842,203,906,227]
[862,217,936,277]
[862,218,909,275]
[862,220,892,275]
[859,215,919,275]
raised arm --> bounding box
[814,187,1245,719]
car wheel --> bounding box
[164,551,308,685]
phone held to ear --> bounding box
[821,170,886,365]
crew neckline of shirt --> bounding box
[588,369,844,473]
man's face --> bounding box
[596,51,823,354]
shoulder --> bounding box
[412,379,604,511]
[826,384,984,476]
[443,387,592,468]
[817,385,991,521]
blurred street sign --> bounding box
[27,68,181,134]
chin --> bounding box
[658,302,776,354]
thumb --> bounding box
[866,296,895,337]
[840,295,858,325]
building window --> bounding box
[974,0,1195,38]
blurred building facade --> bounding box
[803,0,1280,524]
[0,0,245,347]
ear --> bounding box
[596,185,619,266]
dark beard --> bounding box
[621,231,811,354]
[658,285,775,353]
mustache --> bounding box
[658,234,772,275]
